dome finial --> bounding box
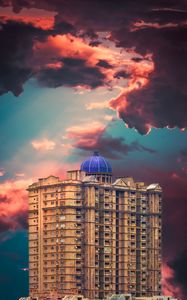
[93,150,99,156]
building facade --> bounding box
[107,295,178,300]
[28,152,162,300]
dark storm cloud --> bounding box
[0,18,107,94]
[1,1,187,133]
[37,57,106,88]
[90,135,157,159]
[96,59,113,69]
[0,20,40,96]
[0,19,61,96]
[2,0,187,133]
[53,20,75,35]
[168,251,187,299]
[89,40,102,47]
[114,70,131,79]
[111,24,187,133]
[73,133,156,159]
[131,57,144,63]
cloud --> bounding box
[65,121,156,159]
[15,173,25,177]
[2,0,187,133]
[31,138,56,151]
[33,32,139,91]
[0,16,137,95]
[0,19,53,96]
[162,251,187,300]
[168,251,187,299]
[109,19,187,133]
[162,263,183,299]
[0,7,56,29]
[0,168,5,176]
[66,121,106,146]
[0,179,32,239]
[104,115,115,121]
[36,56,106,89]
[96,59,113,69]
[85,100,109,110]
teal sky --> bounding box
[0,79,186,181]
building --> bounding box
[27,151,162,300]
[19,295,179,300]
[19,296,87,300]
[107,295,178,300]
[134,297,178,300]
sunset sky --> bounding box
[0,1,187,299]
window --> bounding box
[76,283,81,287]
[76,268,81,272]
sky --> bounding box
[0,1,187,299]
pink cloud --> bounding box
[131,20,179,31]
[15,172,25,177]
[162,263,183,299]
[85,100,109,110]
[33,32,149,91]
[64,121,155,159]
[66,121,106,148]
[31,138,56,151]
[0,168,5,176]
[104,115,115,121]
[0,7,55,29]
[109,56,154,134]
[0,179,32,237]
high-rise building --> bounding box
[28,152,162,300]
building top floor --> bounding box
[27,151,162,194]
[27,171,162,194]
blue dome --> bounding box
[80,151,112,173]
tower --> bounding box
[28,152,162,300]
